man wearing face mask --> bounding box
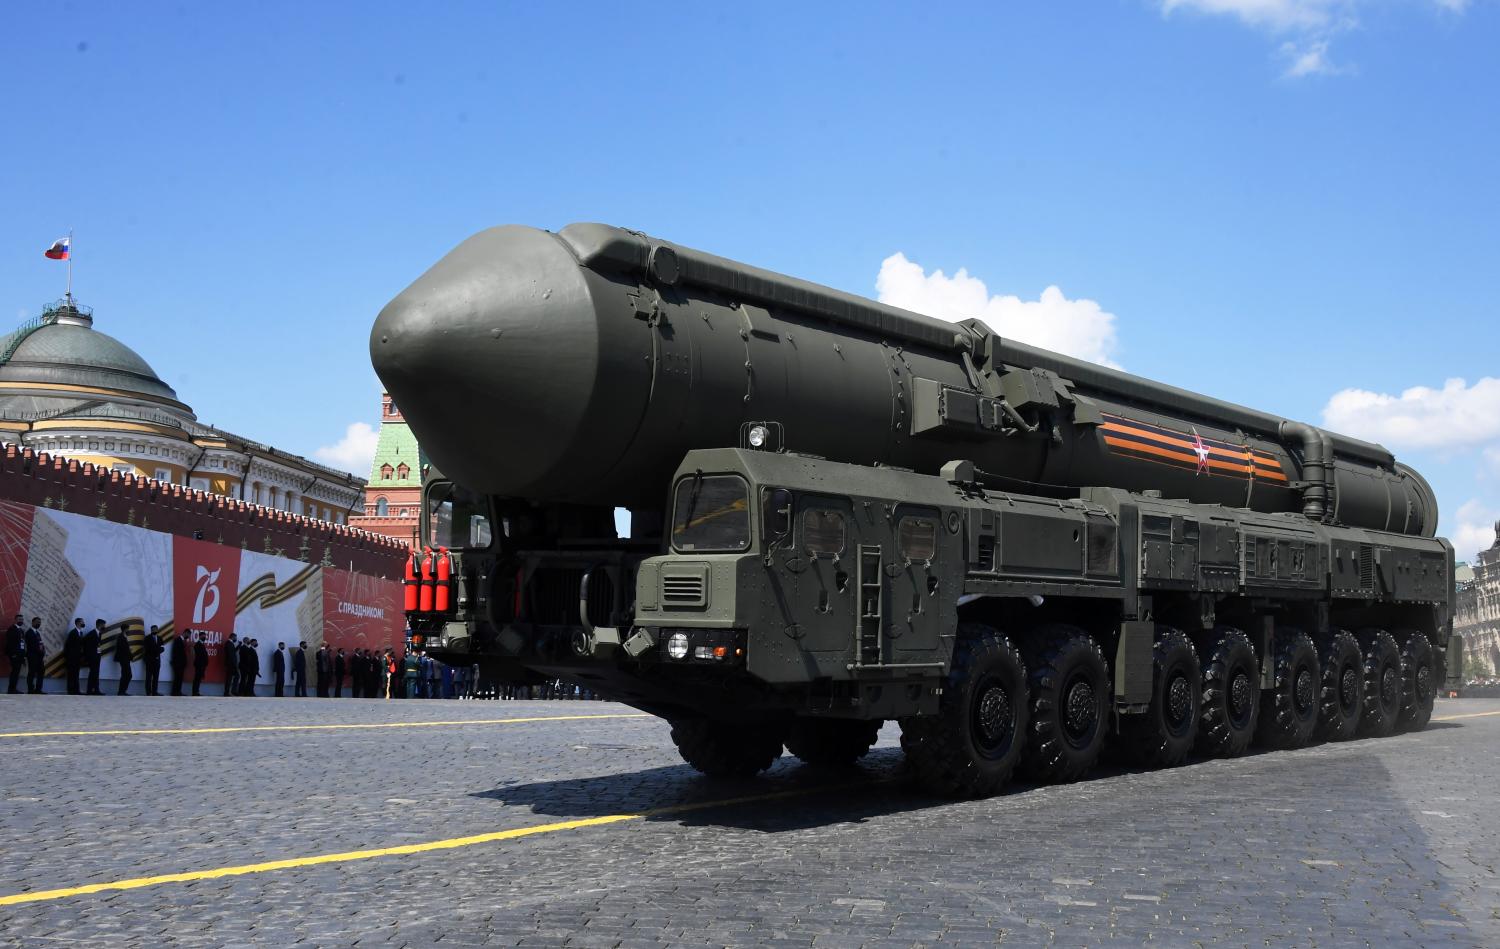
[170,629,190,696]
[25,617,46,694]
[114,623,135,695]
[64,618,86,695]
[84,620,105,696]
[141,625,163,696]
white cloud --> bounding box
[1162,0,1341,31]
[1453,499,1498,561]
[1321,378,1500,451]
[1279,38,1344,77]
[1159,1,1467,78]
[875,253,1122,369]
[313,421,379,477]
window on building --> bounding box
[154,467,172,482]
[191,477,210,493]
[111,463,133,475]
[381,464,394,480]
[376,497,389,517]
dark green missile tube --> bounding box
[371,224,1437,538]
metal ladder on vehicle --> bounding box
[855,544,883,667]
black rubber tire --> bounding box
[1315,629,1363,742]
[899,622,1027,798]
[1118,626,1200,767]
[1019,625,1110,783]
[786,718,882,768]
[669,718,784,778]
[1396,631,1436,733]
[1194,626,1259,758]
[1356,629,1403,738]
[1253,627,1320,750]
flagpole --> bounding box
[66,229,74,304]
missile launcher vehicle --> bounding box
[373,224,1460,795]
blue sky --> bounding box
[2,2,1496,556]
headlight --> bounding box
[666,631,690,660]
[747,424,768,448]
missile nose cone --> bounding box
[371,225,646,499]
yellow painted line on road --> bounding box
[1433,709,1500,722]
[0,779,881,908]
[0,712,649,740]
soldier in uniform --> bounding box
[191,631,209,696]
[142,625,163,696]
[114,624,134,695]
[170,630,189,696]
[25,617,46,694]
[5,614,23,694]
[223,632,240,697]
[84,620,105,695]
[403,650,420,699]
[291,641,308,698]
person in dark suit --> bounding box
[333,648,346,698]
[240,638,258,696]
[114,624,134,695]
[191,632,209,696]
[170,630,189,696]
[4,613,26,694]
[5,614,23,694]
[223,632,240,697]
[64,618,85,695]
[142,625,163,696]
[291,641,308,698]
[25,618,46,694]
[315,644,330,698]
[271,642,287,697]
[84,620,105,695]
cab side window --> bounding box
[898,515,938,561]
[801,508,846,555]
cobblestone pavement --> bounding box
[0,694,1496,947]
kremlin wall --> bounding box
[0,298,410,691]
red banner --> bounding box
[172,537,243,638]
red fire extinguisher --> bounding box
[402,549,420,612]
[418,546,435,613]
[435,546,452,612]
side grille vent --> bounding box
[661,564,709,608]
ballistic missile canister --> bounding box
[371,223,1436,537]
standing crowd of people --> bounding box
[5,615,459,700]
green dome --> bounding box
[0,305,184,405]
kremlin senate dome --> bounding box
[0,298,363,523]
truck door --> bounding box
[887,506,951,664]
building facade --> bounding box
[347,393,424,547]
[0,298,364,522]
[1455,522,1500,679]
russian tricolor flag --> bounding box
[44,237,70,260]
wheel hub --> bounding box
[1382,667,1400,706]
[1064,679,1097,740]
[974,682,1012,750]
[1294,668,1315,715]
[1166,674,1192,727]
[1340,667,1359,711]
[1230,672,1253,723]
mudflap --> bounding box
[1445,634,1464,690]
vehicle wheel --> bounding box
[1118,626,1200,767]
[786,718,882,768]
[1356,629,1402,738]
[1020,625,1110,783]
[669,718,784,778]
[1253,627,1320,750]
[1194,626,1259,758]
[1396,631,1436,733]
[1315,629,1363,742]
[900,622,1027,798]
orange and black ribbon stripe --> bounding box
[1099,413,1288,484]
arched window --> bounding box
[380,464,394,480]
[396,463,410,479]
[376,497,389,517]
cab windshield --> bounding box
[671,474,750,552]
[425,481,494,550]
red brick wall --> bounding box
[0,444,407,578]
